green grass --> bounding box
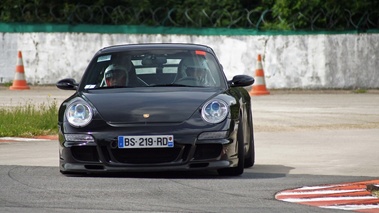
[0,101,58,137]
[1,81,13,87]
[353,89,367,94]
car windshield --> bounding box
[81,49,225,90]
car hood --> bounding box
[83,89,220,123]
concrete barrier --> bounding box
[1,32,378,89]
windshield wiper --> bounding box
[86,86,131,90]
[149,84,196,87]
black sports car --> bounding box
[57,43,255,176]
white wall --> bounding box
[1,33,378,89]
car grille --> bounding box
[69,144,221,164]
[71,146,100,162]
[193,144,222,160]
[107,145,191,164]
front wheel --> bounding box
[218,118,245,176]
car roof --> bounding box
[96,43,215,55]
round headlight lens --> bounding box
[201,99,228,123]
[65,101,93,127]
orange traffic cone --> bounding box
[249,54,269,96]
[9,51,30,90]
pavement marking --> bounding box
[276,180,379,212]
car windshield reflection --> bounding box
[80,49,224,90]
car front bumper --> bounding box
[58,120,239,173]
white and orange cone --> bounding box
[249,54,269,96]
[9,51,30,90]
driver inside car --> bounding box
[176,57,213,86]
[103,64,129,87]
[185,67,207,83]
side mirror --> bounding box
[229,75,255,87]
[56,78,78,90]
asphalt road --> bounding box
[0,86,379,212]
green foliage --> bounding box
[0,101,58,137]
[0,0,378,30]
[268,0,379,30]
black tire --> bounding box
[218,118,245,176]
[244,122,255,168]
[244,139,255,168]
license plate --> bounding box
[118,135,174,148]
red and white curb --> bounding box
[275,180,379,212]
[0,136,57,142]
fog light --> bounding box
[198,131,228,140]
[65,134,94,143]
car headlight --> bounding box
[65,100,93,127]
[201,99,228,123]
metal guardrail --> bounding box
[15,4,379,30]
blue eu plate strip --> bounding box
[118,136,124,148]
